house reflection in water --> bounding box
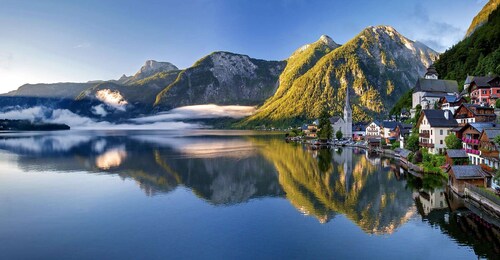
[415,188,448,217]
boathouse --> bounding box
[447,165,491,194]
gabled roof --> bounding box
[440,95,463,103]
[381,121,398,129]
[329,116,343,124]
[446,149,467,158]
[422,92,448,98]
[399,149,412,158]
[454,103,496,118]
[469,122,497,133]
[464,75,475,85]
[413,78,459,93]
[470,76,495,87]
[420,110,458,128]
[449,165,490,179]
[482,128,500,141]
[353,122,367,131]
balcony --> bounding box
[464,148,481,155]
[462,138,480,144]
[419,132,430,138]
[420,142,434,148]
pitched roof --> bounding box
[446,149,467,158]
[381,121,398,129]
[449,165,490,179]
[483,128,500,140]
[329,116,343,124]
[353,123,367,131]
[470,76,495,87]
[464,75,475,85]
[414,78,459,93]
[469,122,497,133]
[455,104,496,118]
[441,95,462,103]
[399,149,412,158]
[421,110,458,128]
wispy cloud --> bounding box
[73,42,91,49]
[408,4,464,52]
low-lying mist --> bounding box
[0,104,256,130]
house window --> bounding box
[440,140,443,144]
[497,90,500,94]
[431,130,433,135]
[440,130,443,135]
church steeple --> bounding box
[345,86,352,113]
[343,86,353,139]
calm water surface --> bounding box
[0,130,498,259]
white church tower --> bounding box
[344,86,353,139]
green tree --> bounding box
[496,99,500,109]
[317,108,333,140]
[495,135,500,146]
[445,133,462,149]
[336,129,343,140]
[406,133,419,152]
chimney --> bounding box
[444,110,450,120]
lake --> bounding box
[0,130,498,259]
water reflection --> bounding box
[0,130,498,256]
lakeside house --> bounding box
[394,123,412,149]
[380,121,398,139]
[455,122,497,165]
[468,75,500,107]
[353,122,367,140]
[454,103,497,126]
[365,121,381,139]
[447,165,492,194]
[302,124,318,138]
[411,65,459,117]
[478,128,500,170]
[445,149,469,166]
[417,110,458,155]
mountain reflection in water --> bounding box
[0,131,413,235]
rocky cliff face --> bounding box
[121,60,179,84]
[239,26,438,127]
[154,52,285,110]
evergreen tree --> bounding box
[336,129,343,140]
[317,108,333,140]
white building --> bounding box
[416,110,458,155]
[411,65,459,117]
[330,86,352,139]
[365,121,381,138]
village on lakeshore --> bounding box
[285,65,500,219]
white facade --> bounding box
[419,116,454,155]
[365,122,380,138]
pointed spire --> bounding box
[345,86,351,112]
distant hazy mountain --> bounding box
[239,26,438,127]
[153,51,285,110]
[3,82,97,99]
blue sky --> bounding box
[0,0,487,93]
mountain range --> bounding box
[1,25,438,126]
